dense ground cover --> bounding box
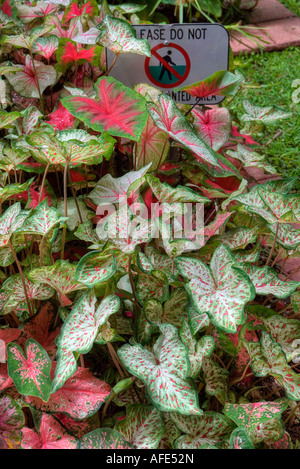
[0,0,299,451]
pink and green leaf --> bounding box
[7,339,52,401]
[192,107,231,151]
[0,395,25,449]
[176,70,242,99]
[61,76,149,141]
[79,428,133,449]
[118,324,202,415]
[114,404,165,449]
[147,94,221,168]
[21,414,78,449]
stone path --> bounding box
[230,0,300,55]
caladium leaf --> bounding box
[223,401,288,445]
[146,174,210,204]
[229,427,255,449]
[0,203,24,247]
[52,292,120,392]
[143,287,188,328]
[16,199,67,237]
[97,15,151,56]
[3,55,57,99]
[88,163,151,205]
[143,246,179,282]
[258,189,300,224]
[159,412,181,449]
[114,404,165,449]
[133,116,170,171]
[7,339,52,401]
[179,320,215,379]
[237,264,300,298]
[192,107,231,151]
[32,35,60,60]
[102,205,155,254]
[262,315,300,362]
[0,179,34,204]
[246,332,300,400]
[17,2,60,23]
[268,222,300,250]
[0,110,21,129]
[226,144,277,173]
[27,366,111,420]
[171,411,235,449]
[147,94,221,168]
[62,0,98,23]
[26,129,115,166]
[177,70,242,99]
[144,288,188,329]
[0,395,25,449]
[187,305,210,335]
[0,274,54,316]
[175,244,255,333]
[53,413,99,439]
[61,76,149,141]
[56,38,101,73]
[217,226,258,250]
[79,428,133,449]
[74,251,117,287]
[136,270,169,305]
[202,356,229,405]
[118,324,202,415]
[241,100,291,124]
[21,414,78,449]
[28,260,86,306]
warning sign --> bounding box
[106,24,229,104]
[145,43,191,89]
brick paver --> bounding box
[230,0,300,55]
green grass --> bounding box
[228,46,300,186]
[278,0,300,16]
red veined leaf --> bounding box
[147,93,221,168]
[21,414,77,449]
[26,366,111,420]
[56,38,101,72]
[192,107,231,151]
[176,70,242,100]
[79,428,133,449]
[63,0,98,23]
[16,2,59,23]
[44,15,80,40]
[47,101,76,131]
[2,0,14,17]
[7,339,52,401]
[4,55,57,99]
[31,35,59,60]
[133,115,170,171]
[0,395,25,449]
[61,76,149,141]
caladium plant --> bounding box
[0,1,298,452]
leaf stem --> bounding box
[8,242,34,317]
[265,222,279,266]
[60,159,70,260]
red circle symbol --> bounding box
[145,43,191,89]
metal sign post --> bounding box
[106,23,229,104]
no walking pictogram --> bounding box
[145,43,191,89]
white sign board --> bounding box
[106,23,229,104]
